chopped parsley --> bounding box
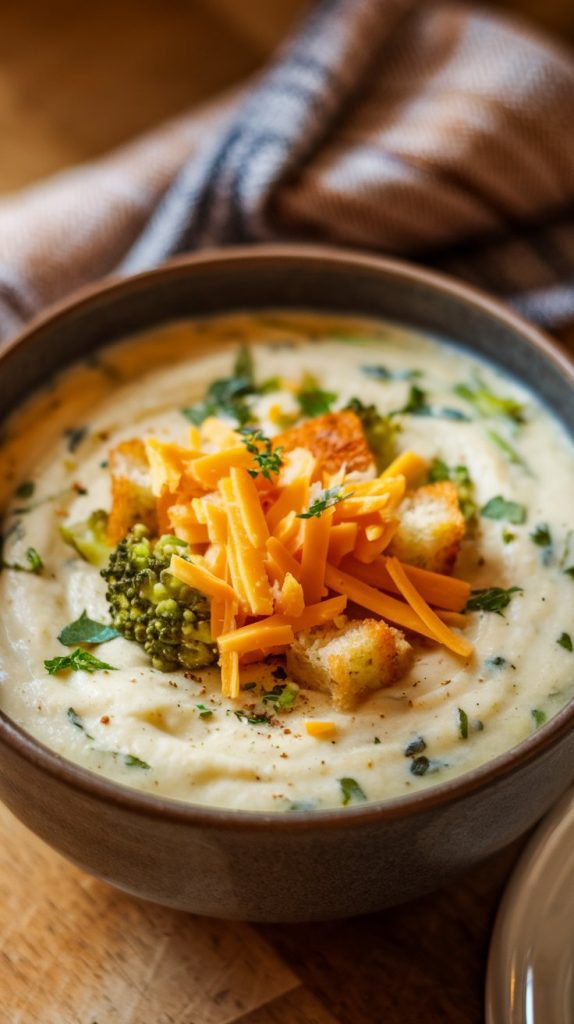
[465,586,523,615]
[410,756,430,776]
[488,430,529,471]
[486,656,508,669]
[558,632,573,652]
[374,736,381,745]
[457,707,469,740]
[338,777,367,805]
[271,665,288,681]
[396,385,469,421]
[124,754,151,769]
[65,426,88,452]
[241,681,257,691]
[531,523,552,548]
[240,428,283,481]
[297,485,349,519]
[1,547,44,574]
[344,398,399,471]
[44,648,117,675]
[531,709,546,729]
[454,377,524,424]
[196,704,213,719]
[428,459,477,522]
[261,682,299,710]
[66,707,93,739]
[502,528,516,544]
[182,344,257,426]
[481,495,526,524]
[14,480,35,500]
[404,736,426,757]
[229,710,271,726]
[361,365,421,381]
[294,373,337,417]
[58,610,120,646]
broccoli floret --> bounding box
[344,398,399,472]
[101,525,216,672]
[60,509,112,567]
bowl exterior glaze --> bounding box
[0,245,573,922]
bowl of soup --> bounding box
[0,245,573,921]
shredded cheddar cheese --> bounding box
[136,412,474,699]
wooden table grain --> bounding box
[1,2,573,1021]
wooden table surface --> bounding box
[1,2,573,1021]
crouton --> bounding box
[388,481,465,574]
[107,439,157,545]
[286,617,412,710]
[274,410,374,476]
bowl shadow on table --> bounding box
[257,840,525,1024]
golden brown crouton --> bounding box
[388,481,465,574]
[107,439,157,545]
[286,618,412,710]
[274,410,374,476]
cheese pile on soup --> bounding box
[0,312,573,812]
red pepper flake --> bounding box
[100,715,110,725]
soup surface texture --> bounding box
[1,312,573,812]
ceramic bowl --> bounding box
[1,245,573,922]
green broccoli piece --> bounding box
[60,509,112,567]
[101,525,216,672]
[345,397,399,472]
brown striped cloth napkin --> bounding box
[1,0,574,344]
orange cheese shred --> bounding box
[324,563,439,642]
[300,506,333,604]
[328,522,358,565]
[230,466,269,549]
[305,721,337,739]
[340,556,470,611]
[276,572,305,617]
[190,446,254,488]
[219,477,274,617]
[385,556,473,658]
[170,554,236,602]
[381,451,427,487]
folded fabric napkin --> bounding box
[1,0,574,344]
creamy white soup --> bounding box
[0,312,573,812]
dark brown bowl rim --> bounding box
[1,243,573,832]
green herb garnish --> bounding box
[374,736,381,745]
[404,736,426,757]
[239,428,283,481]
[14,481,35,500]
[428,459,477,523]
[457,707,469,740]
[297,485,349,519]
[410,756,430,776]
[338,777,367,805]
[241,681,257,691]
[58,610,120,646]
[182,345,257,426]
[558,633,573,652]
[486,656,507,669]
[531,523,552,547]
[465,586,522,615]
[361,365,421,381]
[65,426,88,452]
[1,547,44,574]
[531,709,546,729]
[396,385,469,421]
[124,754,151,769]
[488,430,529,471]
[44,648,117,675]
[261,682,299,710]
[481,496,526,524]
[454,377,524,423]
[502,528,516,544]
[230,710,271,726]
[196,704,213,719]
[296,385,337,417]
[344,397,399,471]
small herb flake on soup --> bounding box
[0,312,573,812]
